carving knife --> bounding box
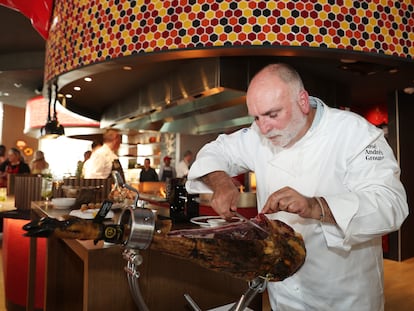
[233,211,270,237]
[93,200,113,223]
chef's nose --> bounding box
[257,118,272,135]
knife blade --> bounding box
[233,212,270,237]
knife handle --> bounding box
[93,200,113,223]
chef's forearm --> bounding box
[201,171,234,191]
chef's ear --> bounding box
[297,90,310,114]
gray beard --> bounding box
[251,123,284,154]
[251,109,307,154]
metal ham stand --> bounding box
[112,171,267,311]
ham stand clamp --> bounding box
[114,170,156,311]
[119,206,156,311]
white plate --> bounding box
[190,216,242,228]
[69,209,114,220]
[51,198,76,210]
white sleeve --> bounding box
[186,128,256,193]
[322,134,408,250]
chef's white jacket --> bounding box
[186,98,408,311]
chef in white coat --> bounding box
[186,63,408,311]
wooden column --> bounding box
[386,90,414,261]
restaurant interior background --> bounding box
[0,1,413,311]
[0,0,413,258]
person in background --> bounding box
[186,63,408,310]
[139,158,159,182]
[80,140,103,178]
[0,147,31,187]
[30,150,49,175]
[75,150,92,178]
[159,155,176,181]
[90,140,103,153]
[83,129,124,180]
[176,150,193,178]
[0,145,6,164]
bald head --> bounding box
[248,64,304,104]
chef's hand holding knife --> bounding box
[201,171,240,220]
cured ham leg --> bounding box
[151,214,306,281]
[23,213,306,281]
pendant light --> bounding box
[40,82,65,138]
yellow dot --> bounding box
[281,9,290,18]
[238,1,248,10]
[158,23,166,32]
[183,20,192,29]
[215,25,224,34]
[305,18,315,27]
[365,39,374,49]
[356,8,366,18]
[267,2,276,10]
[219,2,229,10]
[257,16,267,26]
[309,26,319,35]
[281,24,290,34]
[182,36,191,45]
[206,10,215,19]
[154,1,163,10]
[331,5,340,14]
[267,32,276,42]
[243,24,252,33]
[319,11,327,20]
[228,32,237,41]
[341,36,350,46]
[295,17,305,27]
[158,7,166,16]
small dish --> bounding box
[206,218,227,227]
[51,197,76,210]
[190,216,242,228]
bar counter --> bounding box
[0,195,46,311]
[30,201,262,310]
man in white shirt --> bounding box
[176,150,193,178]
[84,129,123,180]
[186,63,408,311]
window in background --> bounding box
[39,136,91,179]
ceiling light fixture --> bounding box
[41,82,65,139]
[84,77,92,82]
[403,87,414,95]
